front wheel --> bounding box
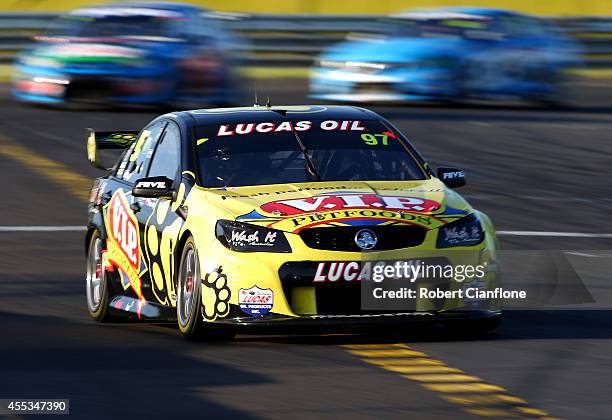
[86,231,112,322]
[177,237,205,339]
[176,237,235,341]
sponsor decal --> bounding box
[224,185,353,199]
[216,120,365,137]
[314,261,392,283]
[106,133,139,143]
[442,171,465,180]
[201,270,231,321]
[229,229,277,248]
[108,192,139,267]
[136,180,167,189]
[361,131,397,146]
[103,190,143,298]
[261,193,440,216]
[239,286,274,317]
[275,209,438,231]
[313,259,456,283]
[441,224,482,244]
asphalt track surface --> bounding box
[1,79,612,419]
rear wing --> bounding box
[86,128,140,170]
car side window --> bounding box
[147,122,181,180]
[115,142,136,180]
[121,121,166,183]
[498,15,538,38]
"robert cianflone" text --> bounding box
[373,287,526,300]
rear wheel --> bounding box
[86,231,112,322]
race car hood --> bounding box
[24,41,146,66]
[202,178,473,233]
[320,37,468,64]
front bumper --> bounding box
[11,63,174,104]
[211,309,502,334]
[309,67,453,103]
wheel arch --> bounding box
[85,215,106,255]
[174,228,194,287]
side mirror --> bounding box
[437,167,466,189]
[132,176,176,199]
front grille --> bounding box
[315,283,362,315]
[279,260,449,316]
[299,224,426,252]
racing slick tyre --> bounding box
[86,231,113,322]
[177,237,235,341]
[444,316,502,339]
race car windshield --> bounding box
[195,119,427,187]
[50,14,170,38]
[381,15,501,40]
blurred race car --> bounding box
[310,7,582,105]
[85,104,500,340]
[12,2,244,107]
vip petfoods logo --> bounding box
[104,190,143,297]
[107,192,139,268]
[261,193,440,216]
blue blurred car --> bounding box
[12,2,244,107]
[310,8,582,105]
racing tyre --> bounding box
[177,237,234,341]
[86,231,112,322]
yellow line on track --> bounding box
[343,343,558,419]
[421,382,506,393]
[364,358,445,366]
[340,344,408,350]
[404,373,482,382]
[393,366,462,374]
[465,407,521,417]
[346,348,426,357]
[0,133,90,202]
[444,394,528,406]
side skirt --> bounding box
[108,295,176,322]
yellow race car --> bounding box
[85,104,500,340]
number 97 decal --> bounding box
[361,131,397,146]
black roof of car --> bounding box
[183,105,383,125]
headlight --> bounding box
[318,60,345,69]
[436,213,484,248]
[215,220,291,253]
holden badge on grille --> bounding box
[354,229,377,250]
